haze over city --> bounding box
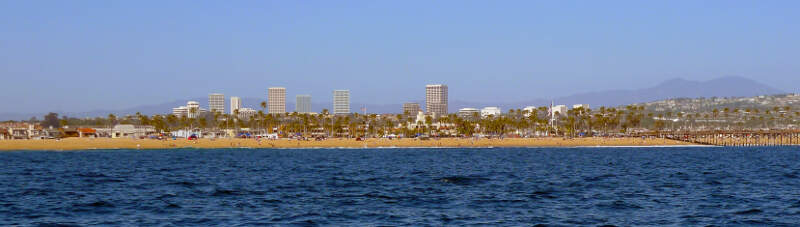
[2,1,799,114]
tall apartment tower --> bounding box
[296,95,312,113]
[403,102,421,115]
[425,84,448,115]
[230,96,242,115]
[268,87,286,114]
[333,90,350,115]
[209,93,225,114]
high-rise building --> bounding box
[268,87,286,114]
[296,95,312,113]
[333,90,350,115]
[403,102,421,115]
[230,96,242,115]
[426,84,448,115]
[208,93,225,114]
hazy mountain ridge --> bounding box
[0,76,785,120]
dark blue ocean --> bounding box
[2,147,800,226]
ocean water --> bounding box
[2,147,800,226]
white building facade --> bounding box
[426,84,448,115]
[173,101,206,118]
[268,87,286,114]
[551,105,567,116]
[230,97,242,115]
[209,93,225,114]
[572,104,590,110]
[458,108,480,119]
[296,95,312,113]
[237,108,257,120]
[333,90,350,115]
[481,107,502,118]
[403,102,421,115]
[523,106,537,117]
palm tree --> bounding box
[260,101,267,113]
[167,114,177,132]
[424,115,433,135]
[108,114,117,128]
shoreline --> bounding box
[0,137,697,151]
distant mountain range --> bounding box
[0,76,786,121]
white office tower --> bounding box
[230,96,242,115]
[426,84,448,115]
[208,93,225,114]
[333,90,350,115]
[296,95,312,113]
[268,87,286,114]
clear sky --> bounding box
[1,0,798,113]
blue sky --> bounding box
[1,1,798,113]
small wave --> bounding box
[33,223,82,227]
[597,200,643,210]
[364,192,395,200]
[437,176,489,185]
[75,172,110,178]
[21,188,55,196]
[83,201,115,208]
[584,174,616,182]
[733,208,763,215]
[529,189,558,199]
[211,189,241,196]
[170,181,200,188]
[87,178,125,183]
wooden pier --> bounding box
[633,130,800,147]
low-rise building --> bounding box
[481,107,502,118]
[111,124,156,138]
[458,108,480,119]
[173,101,207,118]
[0,122,41,139]
[523,106,537,117]
[403,103,421,115]
[551,105,567,116]
[572,104,590,110]
[237,108,257,120]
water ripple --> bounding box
[1,147,800,225]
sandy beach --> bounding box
[0,137,695,151]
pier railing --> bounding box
[632,130,800,147]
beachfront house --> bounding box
[0,128,9,140]
[0,122,43,140]
[111,124,156,138]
